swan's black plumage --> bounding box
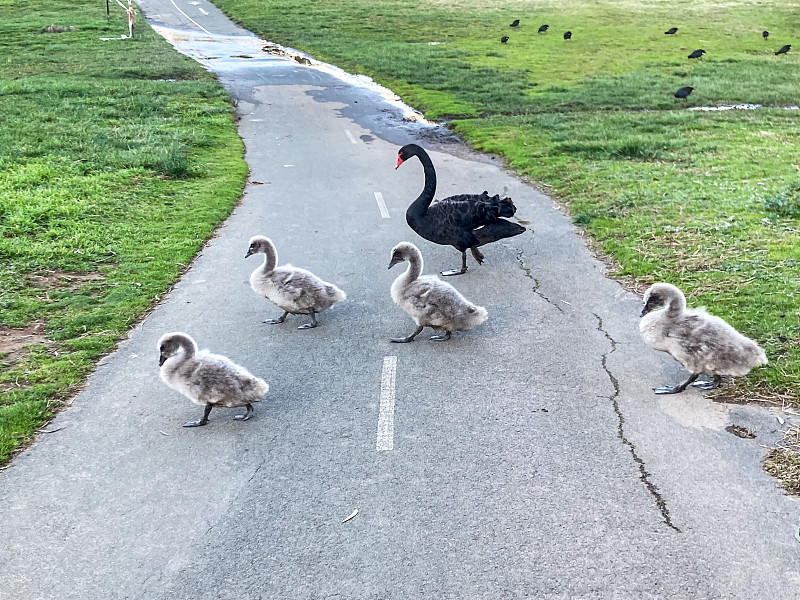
[396,144,525,275]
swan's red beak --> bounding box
[395,155,404,170]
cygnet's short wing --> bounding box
[270,267,330,309]
[184,353,265,407]
[404,277,476,326]
[667,311,765,375]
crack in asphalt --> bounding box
[205,455,267,536]
[504,244,563,312]
[593,313,681,533]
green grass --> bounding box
[0,0,247,464]
[213,0,800,401]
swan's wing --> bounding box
[433,192,517,230]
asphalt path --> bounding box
[1,1,798,598]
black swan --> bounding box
[395,144,526,276]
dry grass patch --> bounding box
[26,271,105,293]
[764,424,800,495]
[0,325,49,367]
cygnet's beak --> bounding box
[388,255,404,269]
[640,306,651,318]
[159,353,167,367]
[244,249,253,258]
[395,155,404,170]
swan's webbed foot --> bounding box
[264,311,288,325]
[430,331,452,341]
[298,308,318,329]
[470,247,485,265]
[442,252,468,276]
[654,385,686,395]
[654,373,699,395]
[233,403,254,421]
[692,374,722,390]
[391,325,424,343]
[183,404,213,427]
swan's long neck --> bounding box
[408,149,437,218]
[401,251,423,283]
[176,334,197,359]
[261,241,277,273]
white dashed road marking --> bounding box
[374,192,390,219]
[345,129,358,144]
[376,356,397,451]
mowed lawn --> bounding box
[213,0,800,401]
[0,0,247,464]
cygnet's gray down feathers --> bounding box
[639,283,767,376]
[247,235,346,315]
[390,242,488,332]
[158,332,269,408]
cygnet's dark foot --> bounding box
[430,331,452,341]
[233,403,254,421]
[298,308,318,329]
[184,404,213,426]
[654,373,699,395]
[692,374,722,390]
[653,385,686,395]
[391,325,424,343]
[264,311,288,325]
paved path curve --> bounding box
[1,1,798,598]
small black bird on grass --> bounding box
[688,49,706,59]
[762,30,769,40]
[538,24,549,34]
[501,36,509,44]
[665,27,678,35]
[674,86,694,100]
[775,44,791,55]
[564,31,572,40]
[510,19,519,28]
